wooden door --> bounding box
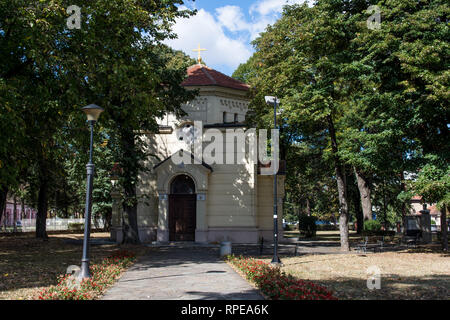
[169,194,196,241]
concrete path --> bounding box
[102,246,264,300]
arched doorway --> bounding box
[169,174,196,241]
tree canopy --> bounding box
[0,0,197,241]
[234,0,449,250]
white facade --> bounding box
[111,74,285,244]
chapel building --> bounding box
[111,61,285,244]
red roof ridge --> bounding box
[199,65,217,85]
[182,64,250,91]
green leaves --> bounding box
[234,0,448,231]
[0,1,197,229]
[412,154,450,208]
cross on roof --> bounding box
[193,44,207,64]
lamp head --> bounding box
[110,163,122,187]
[82,104,104,121]
[264,96,280,106]
[110,174,119,188]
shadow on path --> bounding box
[102,246,263,300]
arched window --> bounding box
[170,174,196,194]
[223,112,227,123]
[234,113,238,123]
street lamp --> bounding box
[264,96,282,265]
[110,171,119,189]
[109,163,124,243]
[79,104,104,280]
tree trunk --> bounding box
[20,197,25,221]
[36,168,49,239]
[13,195,17,233]
[441,205,448,252]
[353,183,364,234]
[305,198,311,216]
[382,179,387,229]
[104,210,112,232]
[354,167,372,222]
[400,171,407,234]
[336,166,350,251]
[0,186,8,231]
[120,128,140,244]
[328,115,350,251]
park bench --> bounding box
[374,237,384,252]
[293,242,301,256]
[356,236,385,253]
[402,233,421,248]
[356,237,368,253]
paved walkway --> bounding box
[102,246,263,300]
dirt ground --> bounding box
[1,231,448,300]
[261,248,450,300]
[0,232,143,300]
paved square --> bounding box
[102,246,264,300]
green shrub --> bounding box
[298,215,317,238]
[364,220,381,232]
[316,224,338,231]
[68,222,84,231]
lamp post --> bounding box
[264,96,282,265]
[78,104,104,280]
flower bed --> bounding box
[36,250,136,300]
[226,255,337,300]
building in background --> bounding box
[410,195,443,231]
[1,198,37,227]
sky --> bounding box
[164,0,311,76]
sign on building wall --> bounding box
[197,194,206,201]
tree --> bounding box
[412,154,449,251]
[58,1,197,243]
[353,0,449,235]
[62,127,116,228]
[0,1,72,238]
[1,1,197,240]
[245,1,376,251]
[284,141,339,224]
[233,55,261,84]
[236,0,448,250]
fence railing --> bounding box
[2,218,104,232]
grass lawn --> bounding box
[260,248,450,300]
[0,232,144,300]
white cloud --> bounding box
[165,0,313,75]
[213,1,312,42]
[215,5,274,40]
[164,8,252,72]
[216,5,250,32]
[250,0,310,16]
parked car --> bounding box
[15,221,22,227]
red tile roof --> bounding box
[181,64,250,91]
[428,204,440,215]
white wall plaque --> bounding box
[197,194,206,201]
[159,194,168,200]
